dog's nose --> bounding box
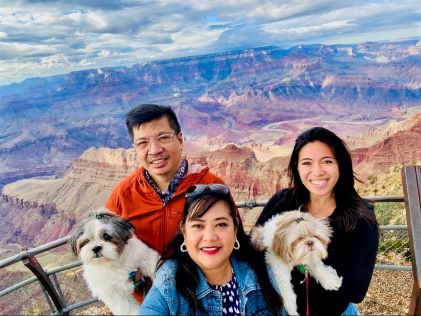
[93,245,102,254]
[306,240,314,247]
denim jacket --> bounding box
[139,257,279,315]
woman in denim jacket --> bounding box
[140,184,282,315]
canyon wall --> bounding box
[1,112,421,247]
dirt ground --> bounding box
[359,268,412,315]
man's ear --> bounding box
[177,132,184,145]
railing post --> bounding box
[402,165,421,316]
[20,249,68,315]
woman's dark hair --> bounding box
[158,187,282,314]
[287,126,378,232]
[125,104,181,141]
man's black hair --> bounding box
[126,104,181,141]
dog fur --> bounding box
[251,210,342,315]
[69,207,160,315]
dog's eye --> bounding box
[80,239,89,248]
[103,233,112,241]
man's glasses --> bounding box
[133,132,175,152]
[185,184,230,198]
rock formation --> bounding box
[1,112,421,247]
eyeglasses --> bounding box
[133,132,176,152]
[185,184,230,199]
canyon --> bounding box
[1,111,420,248]
[1,38,421,249]
[1,39,421,187]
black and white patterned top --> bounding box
[210,272,240,316]
[144,159,187,204]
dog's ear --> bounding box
[269,216,294,263]
[313,217,333,247]
[111,216,136,243]
[68,222,84,256]
[250,226,265,251]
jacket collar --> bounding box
[195,257,260,299]
[136,161,209,187]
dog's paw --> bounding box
[281,294,298,315]
[318,266,343,290]
[284,302,298,316]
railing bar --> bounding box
[0,261,82,297]
[46,260,82,275]
[235,196,404,209]
[26,235,70,256]
[37,278,57,314]
[1,261,412,299]
[61,297,99,313]
[379,225,407,230]
[236,200,268,208]
[375,264,412,271]
[21,250,67,314]
[0,236,71,269]
[0,195,406,269]
[363,195,404,202]
[0,276,38,297]
[52,273,67,307]
[0,254,22,269]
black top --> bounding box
[256,189,379,316]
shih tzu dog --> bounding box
[251,210,342,316]
[69,208,160,315]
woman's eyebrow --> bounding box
[189,218,205,222]
[299,157,312,161]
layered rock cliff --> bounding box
[1,39,421,188]
[1,112,421,247]
[352,112,421,177]
[0,143,290,247]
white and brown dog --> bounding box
[251,210,342,315]
[69,208,160,315]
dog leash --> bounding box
[298,264,310,316]
[129,270,148,296]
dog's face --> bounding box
[252,210,332,265]
[69,207,135,264]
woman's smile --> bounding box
[201,246,220,255]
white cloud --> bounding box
[0,42,56,59]
[247,1,330,20]
[79,58,93,66]
[98,50,111,58]
[86,11,108,30]
[40,54,71,68]
[0,0,419,85]
[264,19,357,35]
[64,11,83,23]
[166,24,226,51]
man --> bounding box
[106,104,225,255]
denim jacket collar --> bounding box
[195,256,260,299]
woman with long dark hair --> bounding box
[140,183,283,315]
[255,127,379,315]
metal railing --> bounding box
[402,165,421,315]
[0,195,412,315]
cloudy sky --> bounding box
[0,0,420,86]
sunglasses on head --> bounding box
[185,184,230,199]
